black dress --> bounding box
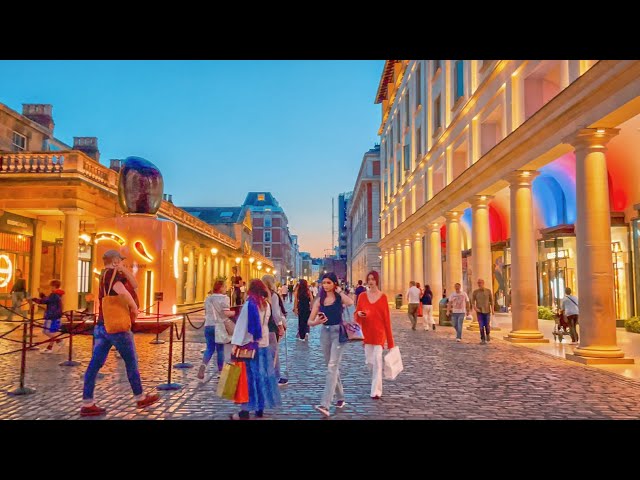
[297,293,311,339]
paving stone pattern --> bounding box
[1,305,639,420]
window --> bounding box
[434,95,442,132]
[220,211,233,217]
[12,132,26,151]
[416,126,422,159]
[403,143,411,171]
[264,246,271,258]
[396,116,400,142]
[264,217,272,227]
[454,60,465,101]
[415,64,421,107]
[433,60,441,75]
[404,93,410,127]
[264,230,272,242]
[396,157,401,186]
[257,193,265,201]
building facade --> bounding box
[337,192,352,260]
[376,59,640,364]
[347,144,382,286]
[242,192,293,284]
[0,102,272,316]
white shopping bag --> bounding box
[383,346,403,380]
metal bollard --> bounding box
[60,311,80,367]
[173,314,193,369]
[157,322,182,390]
[150,301,165,344]
[8,317,36,396]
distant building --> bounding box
[337,191,352,260]
[242,192,294,284]
[347,144,381,286]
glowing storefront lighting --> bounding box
[134,240,154,262]
[174,241,180,279]
[272,270,277,275]
[172,304,177,314]
[183,256,189,264]
[79,233,92,243]
[266,267,271,273]
[0,254,14,288]
[211,247,218,255]
[95,232,125,245]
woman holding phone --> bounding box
[308,272,354,417]
[354,270,394,400]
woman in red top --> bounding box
[354,270,394,399]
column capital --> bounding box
[563,127,620,152]
[444,211,462,222]
[428,222,441,233]
[60,207,84,216]
[506,170,539,186]
[413,229,426,238]
[469,194,494,208]
[404,238,412,246]
[395,243,403,251]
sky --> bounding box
[0,60,384,257]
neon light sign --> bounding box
[0,254,13,288]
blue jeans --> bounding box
[477,312,490,340]
[83,324,142,400]
[320,324,345,408]
[268,332,282,379]
[203,326,226,371]
[451,313,465,340]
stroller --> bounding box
[552,310,571,342]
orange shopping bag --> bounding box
[417,302,423,317]
[233,361,249,404]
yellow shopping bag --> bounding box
[216,362,241,400]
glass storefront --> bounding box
[491,241,511,312]
[0,213,34,318]
[537,234,577,310]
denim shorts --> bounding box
[44,318,61,333]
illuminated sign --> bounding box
[134,241,154,262]
[94,232,126,245]
[0,254,13,288]
[546,250,569,260]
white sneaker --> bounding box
[305,333,309,341]
[456,338,461,343]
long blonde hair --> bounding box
[261,274,276,294]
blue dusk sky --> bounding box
[0,60,384,257]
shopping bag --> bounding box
[217,362,241,400]
[233,361,249,403]
[344,322,364,341]
[490,314,498,328]
[417,303,423,317]
[383,346,403,380]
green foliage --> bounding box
[624,317,640,333]
[537,306,556,320]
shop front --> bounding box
[0,212,34,318]
[491,241,511,312]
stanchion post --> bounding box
[60,311,80,367]
[174,313,193,369]
[150,301,165,345]
[8,317,36,396]
[157,322,182,390]
[27,303,38,351]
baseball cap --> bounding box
[103,249,126,260]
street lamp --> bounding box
[211,247,218,255]
[266,267,271,273]
[249,257,255,264]
[272,270,277,276]
[235,257,241,264]
[257,264,262,271]
[183,256,189,264]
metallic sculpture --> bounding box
[118,156,164,215]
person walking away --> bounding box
[421,285,435,331]
[561,287,579,344]
[198,280,235,379]
[447,283,470,342]
[80,249,159,417]
[261,274,288,385]
[229,279,281,420]
[355,270,394,400]
[231,266,243,306]
[31,279,65,353]
[288,282,294,303]
[354,280,366,304]
[8,269,27,321]
[471,278,493,344]
[308,272,354,417]
[405,281,421,330]
[294,278,312,341]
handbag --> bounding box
[338,323,349,343]
[224,318,235,336]
[343,321,364,341]
[217,362,242,400]
[232,343,256,360]
[101,270,131,334]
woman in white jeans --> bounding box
[354,270,394,399]
[308,272,354,417]
[420,284,435,331]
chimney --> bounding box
[73,137,100,161]
[109,159,123,172]
[22,104,54,132]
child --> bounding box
[32,279,65,353]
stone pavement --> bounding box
[1,304,640,420]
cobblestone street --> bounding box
[1,304,640,420]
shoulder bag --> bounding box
[101,270,131,334]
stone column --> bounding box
[426,223,443,304]
[403,239,412,288]
[205,253,212,296]
[444,211,463,293]
[564,128,632,364]
[61,209,80,312]
[413,232,424,285]
[395,244,403,302]
[185,246,195,304]
[388,248,396,297]
[383,250,389,292]
[196,250,205,302]
[30,220,44,298]
[505,171,547,342]
[176,243,184,304]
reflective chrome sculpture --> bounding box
[118,156,164,215]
